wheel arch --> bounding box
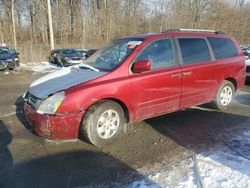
[85,97,131,124]
[225,77,237,91]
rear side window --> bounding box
[208,37,238,59]
[178,38,211,65]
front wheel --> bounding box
[212,80,235,110]
[80,100,126,147]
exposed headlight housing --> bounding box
[37,91,65,115]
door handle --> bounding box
[171,73,182,78]
[182,72,192,77]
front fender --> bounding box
[57,78,135,121]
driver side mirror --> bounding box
[132,60,151,73]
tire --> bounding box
[80,100,126,147]
[212,80,235,110]
[54,58,62,66]
[9,66,15,70]
[8,62,16,70]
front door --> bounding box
[130,38,182,121]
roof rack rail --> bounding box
[163,29,225,34]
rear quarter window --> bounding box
[208,37,238,59]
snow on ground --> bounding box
[130,128,250,188]
[19,61,61,73]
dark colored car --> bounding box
[48,49,63,64]
[85,49,98,58]
[0,47,20,70]
[24,29,245,147]
[56,48,86,67]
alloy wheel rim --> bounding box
[97,109,120,139]
[220,86,233,106]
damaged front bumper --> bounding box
[24,103,84,140]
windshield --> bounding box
[0,49,10,55]
[62,49,81,55]
[83,38,143,71]
[76,49,86,53]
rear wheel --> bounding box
[212,80,235,110]
[80,100,126,147]
[8,66,15,70]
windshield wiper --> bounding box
[78,63,99,72]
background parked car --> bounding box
[85,49,98,58]
[48,49,63,64]
[55,48,86,67]
[0,47,20,70]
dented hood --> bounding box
[29,65,106,99]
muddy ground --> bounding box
[0,69,250,188]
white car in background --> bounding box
[245,56,250,79]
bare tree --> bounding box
[47,0,54,50]
[11,0,17,49]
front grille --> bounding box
[246,66,250,73]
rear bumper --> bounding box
[24,103,84,140]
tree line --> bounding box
[0,0,249,63]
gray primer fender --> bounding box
[29,66,107,99]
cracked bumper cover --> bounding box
[24,103,84,140]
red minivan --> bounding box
[24,29,246,146]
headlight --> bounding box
[6,59,14,62]
[14,58,18,61]
[37,91,65,115]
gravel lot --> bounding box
[0,67,250,188]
